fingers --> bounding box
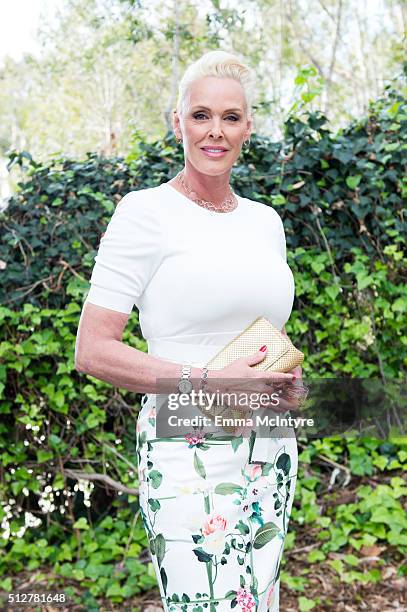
[289,364,303,379]
[224,388,301,414]
[259,380,307,412]
[254,394,299,413]
[244,345,268,367]
[245,347,297,380]
[272,395,301,412]
[266,371,296,382]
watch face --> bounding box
[178,379,193,394]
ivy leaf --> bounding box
[37,450,53,463]
[356,273,374,290]
[106,583,122,598]
[73,517,89,530]
[299,596,317,611]
[326,285,340,301]
[346,175,362,189]
[54,390,65,409]
[392,297,407,312]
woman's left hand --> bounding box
[283,363,308,410]
[290,364,303,380]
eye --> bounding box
[192,112,240,121]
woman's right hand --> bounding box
[205,345,299,413]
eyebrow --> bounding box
[191,106,243,113]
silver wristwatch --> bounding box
[178,364,193,394]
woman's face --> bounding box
[173,76,252,177]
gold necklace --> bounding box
[175,170,238,213]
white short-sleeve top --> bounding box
[84,183,295,342]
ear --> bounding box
[244,114,253,141]
[172,109,182,140]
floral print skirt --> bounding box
[136,393,298,612]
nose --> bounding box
[208,118,223,139]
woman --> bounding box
[76,50,301,611]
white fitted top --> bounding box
[84,183,295,348]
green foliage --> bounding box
[2,80,405,380]
[2,152,142,311]
[0,301,152,602]
[0,79,406,606]
[292,437,407,557]
[278,434,407,599]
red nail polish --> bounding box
[292,376,297,380]
[259,345,267,352]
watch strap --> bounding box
[178,364,192,393]
[181,364,192,380]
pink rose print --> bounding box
[201,513,228,554]
[244,463,262,481]
[202,513,227,536]
[236,586,256,611]
[184,432,205,446]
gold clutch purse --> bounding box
[201,316,305,433]
[206,316,304,372]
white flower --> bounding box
[202,530,227,555]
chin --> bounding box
[192,160,234,176]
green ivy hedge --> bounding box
[0,74,406,607]
[2,76,406,375]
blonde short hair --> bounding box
[176,50,254,118]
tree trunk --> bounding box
[324,0,343,115]
[164,0,180,132]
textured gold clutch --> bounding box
[201,316,305,433]
[206,316,304,372]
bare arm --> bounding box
[75,302,202,394]
[75,303,295,396]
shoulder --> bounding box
[106,185,166,242]
[238,194,284,226]
[115,184,164,214]
[111,186,166,232]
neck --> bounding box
[183,161,232,205]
